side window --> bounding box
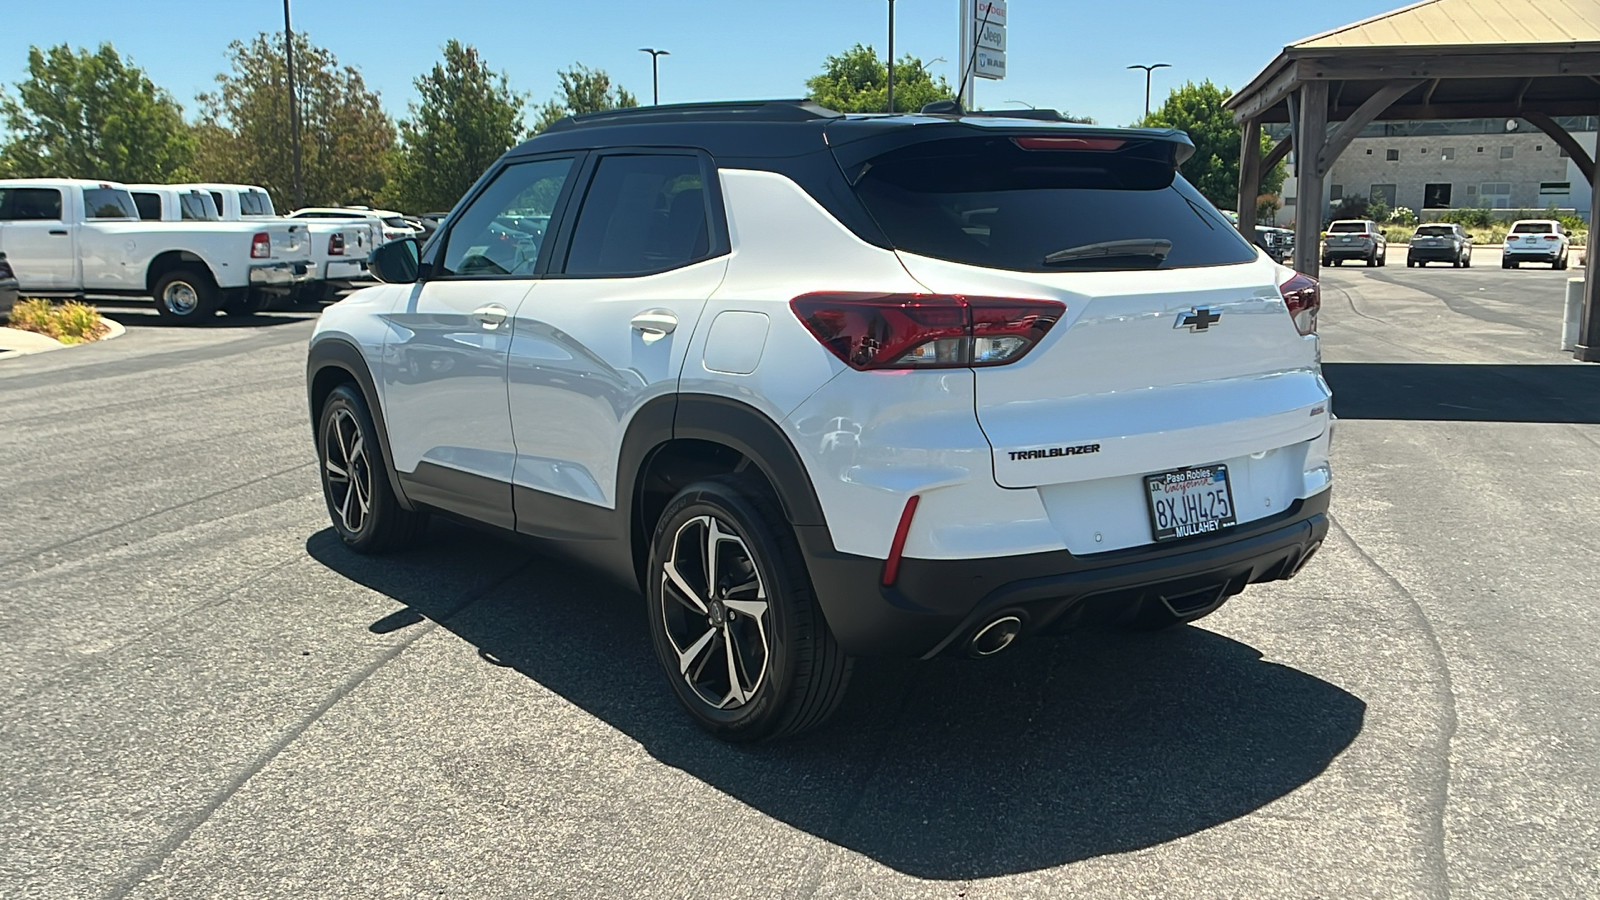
[209,192,227,216]
[441,157,574,277]
[240,191,273,216]
[564,154,710,277]
[180,193,214,221]
[83,188,139,219]
[0,188,65,221]
[131,192,163,221]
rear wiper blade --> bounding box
[1043,238,1172,266]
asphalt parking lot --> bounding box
[3,265,1598,899]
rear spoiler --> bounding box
[826,120,1196,182]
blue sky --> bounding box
[1,0,1404,128]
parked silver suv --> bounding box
[1406,223,1472,268]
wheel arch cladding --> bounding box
[306,337,416,511]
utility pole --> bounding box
[639,48,669,105]
[1127,63,1171,123]
[886,0,896,113]
[284,0,304,210]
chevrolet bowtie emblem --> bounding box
[1176,307,1222,332]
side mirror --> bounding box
[369,238,421,284]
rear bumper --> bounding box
[798,488,1330,658]
[1408,246,1463,261]
[323,260,369,282]
[1323,244,1375,259]
[249,261,313,287]
[1504,248,1562,261]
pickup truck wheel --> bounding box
[647,475,852,742]
[318,384,428,553]
[152,269,219,324]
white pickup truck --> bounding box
[0,178,313,323]
[126,185,223,223]
[176,182,372,302]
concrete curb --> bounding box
[0,312,126,358]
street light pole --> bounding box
[284,0,304,210]
[1127,63,1171,122]
[639,48,669,105]
[886,0,896,113]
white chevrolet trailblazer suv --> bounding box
[306,101,1333,741]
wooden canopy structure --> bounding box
[1226,0,1600,361]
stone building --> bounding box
[1273,116,1597,225]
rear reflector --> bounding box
[1012,136,1126,152]
[1280,272,1320,336]
[790,292,1065,370]
[882,495,921,587]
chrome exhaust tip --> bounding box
[968,615,1023,658]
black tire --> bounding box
[1463,254,1471,268]
[1321,257,1330,268]
[646,475,852,742]
[152,267,220,325]
[1555,253,1569,271]
[317,384,428,553]
[222,289,271,317]
[1333,259,1343,267]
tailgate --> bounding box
[262,222,311,262]
[896,254,1327,488]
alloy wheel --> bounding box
[660,515,771,709]
[162,281,199,316]
[323,407,372,535]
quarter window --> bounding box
[240,191,274,216]
[440,157,574,277]
[564,154,711,277]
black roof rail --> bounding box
[543,99,842,132]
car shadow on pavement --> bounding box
[1324,362,1600,423]
[93,307,315,329]
[307,524,1365,880]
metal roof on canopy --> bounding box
[1223,0,1600,360]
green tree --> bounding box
[0,43,194,181]
[389,41,526,213]
[805,44,954,113]
[194,32,394,210]
[1142,80,1285,211]
[531,64,637,134]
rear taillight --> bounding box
[1281,273,1320,336]
[1012,136,1126,152]
[328,233,345,256]
[250,232,271,259]
[790,292,1065,370]
[1543,235,1559,241]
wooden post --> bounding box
[1238,117,1263,238]
[1293,82,1329,276]
[1576,123,1600,362]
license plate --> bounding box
[1144,465,1238,542]
[1340,237,1352,242]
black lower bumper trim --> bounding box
[798,490,1330,658]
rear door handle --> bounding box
[631,309,678,342]
[472,304,508,329]
[49,230,68,236]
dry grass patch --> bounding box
[7,299,109,344]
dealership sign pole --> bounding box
[960,0,1007,109]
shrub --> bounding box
[1382,226,1414,244]
[1389,206,1417,227]
[7,299,108,344]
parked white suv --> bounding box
[1321,219,1387,267]
[1502,219,1571,269]
[306,102,1333,741]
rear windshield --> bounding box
[83,188,138,219]
[1328,222,1368,233]
[1511,222,1555,234]
[1415,225,1452,236]
[240,191,274,216]
[384,216,409,229]
[850,136,1256,272]
[180,193,217,221]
